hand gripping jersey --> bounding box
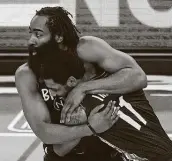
[38,77,172,161]
[37,65,172,161]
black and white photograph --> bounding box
[0,0,172,161]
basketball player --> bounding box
[25,6,147,124]
[42,76,172,161]
[15,6,152,161]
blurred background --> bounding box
[0,0,172,161]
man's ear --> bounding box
[66,76,78,87]
[55,35,63,43]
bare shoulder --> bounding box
[77,36,110,62]
[15,63,33,81]
[77,36,127,62]
[15,63,37,91]
[77,36,109,49]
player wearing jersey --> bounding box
[25,6,147,124]
[16,6,152,161]
[41,76,172,161]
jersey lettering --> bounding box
[48,90,54,100]
[54,98,64,111]
[41,89,50,101]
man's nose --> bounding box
[28,35,37,46]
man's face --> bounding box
[28,15,54,56]
[44,76,80,97]
[44,79,68,97]
[28,15,62,79]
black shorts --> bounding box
[43,142,124,161]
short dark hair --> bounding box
[36,6,80,50]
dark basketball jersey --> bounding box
[38,73,172,161]
[38,71,117,161]
[81,93,172,161]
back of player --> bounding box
[81,91,172,161]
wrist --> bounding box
[87,122,98,136]
[83,124,93,136]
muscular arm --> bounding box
[16,64,115,156]
[15,64,93,145]
[53,106,87,156]
[77,36,147,94]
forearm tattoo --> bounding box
[65,106,87,125]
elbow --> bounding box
[36,130,53,145]
[36,122,62,144]
[32,124,50,144]
[39,137,54,145]
[36,132,50,144]
[33,123,52,144]
[135,69,147,89]
[53,145,67,157]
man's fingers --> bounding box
[107,101,116,118]
[114,105,120,114]
[90,104,104,117]
[107,101,116,117]
[111,111,119,120]
[112,115,120,124]
[102,100,113,115]
[66,104,78,122]
[61,102,71,123]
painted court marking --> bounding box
[16,138,40,161]
[0,75,172,139]
[7,110,32,133]
[0,133,35,137]
[1,109,172,140]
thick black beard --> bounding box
[28,39,85,84]
[28,39,61,78]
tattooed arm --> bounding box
[53,106,87,156]
[53,100,119,156]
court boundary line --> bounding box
[17,138,40,161]
[8,110,32,133]
[0,133,35,137]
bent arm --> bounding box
[15,64,92,145]
[53,106,87,156]
[77,36,147,94]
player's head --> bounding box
[28,6,79,53]
[28,6,84,83]
[44,76,80,97]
